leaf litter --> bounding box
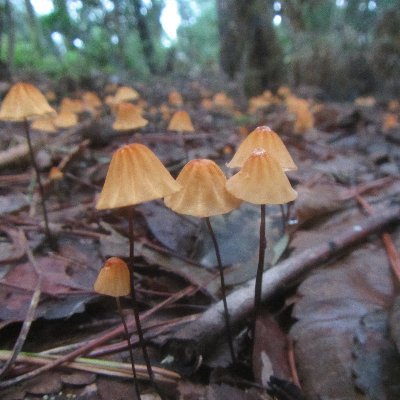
[0,77,399,399]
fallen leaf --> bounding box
[290,245,395,399]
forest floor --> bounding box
[0,74,399,400]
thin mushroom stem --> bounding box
[254,204,267,331]
[23,118,56,250]
[116,297,142,400]
[205,217,236,364]
[127,207,167,400]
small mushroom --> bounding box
[226,148,297,341]
[227,125,297,171]
[0,82,57,249]
[112,102,148,131]
[94,257,141,399]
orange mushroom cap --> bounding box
[112,102,148,131]
[167,110,194,133]
[94,257,130,297]
[60,97,84,114]
[164,159,241,218]
[96,143,181,210]
[0,82,55,121]
[168,90,183,106]
[114,86,140,103]
[31,116,57,133]
[54,110,78,128]
[226,148,297,205]
[227,126,297,171]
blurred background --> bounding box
[1,0,400,99]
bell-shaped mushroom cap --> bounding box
[82,91,102,111]
[164,159,241,218]
[31,116,57,133]
[227,126,297,171]
[60,97,84,114]
[0,82,55,121]
[112,102,148,131]
[167,110,194,132]
[54,110,78,128]
[226,148,297,205]
[114,86,140,103]
[94,257,130,297]
[96,143,181,210]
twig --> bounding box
[0,232,42,378]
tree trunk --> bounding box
[24,0,45,57]
[4,0,14,79]
[131,0,157,74]
[217,0,284,96]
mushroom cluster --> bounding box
[93,124,297,391]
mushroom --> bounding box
[164,159,241,363]
[94,257,142,400]
[54,109,78,128]
[227,125,297,171]
[167,110,195,161]
[0,82,56,249]
[226,148,297,335]
[96,143,180,397]
[114,86,140,103]
[112,102,148,131]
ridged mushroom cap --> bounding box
[112,102,148,131]
[0,82,55,121]
[96,143,181,210]
[227,126,297,171]
[167,110,194,132]
[94,257,130,297]
[114,86,140,103]
[164,159,241,217]
[226,148,297,205]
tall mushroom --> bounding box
[94,257,142,400]
[96,143,181,398]
[164,159,241,363]
[0,82,56,249]
[226,148,297,339]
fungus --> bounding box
[59,97,84,114]
[54,109,78,128]
[168,90,183,106]
[112,102,148,131]
[167,110,195,161]
[31,116,57,133]
[167,110,194,133]
[82,91,102,112]
[226,148,297,335]
[96,143,180,397]
[94,257,142,399]
[164,159,241,363]
[0,82,56,249]
[114,86,140,103]
[227,126,297,171]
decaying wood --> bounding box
[159,206,400,357]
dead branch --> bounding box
[158,206,400,356]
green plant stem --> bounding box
[23,118,56,250]
[127,207,167,400]
[254,204,267,331]
[205,217,236,364]
[116,297,142,400]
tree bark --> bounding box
[131,0,157,74]
[217,0,284,96]
[24,0,45,57]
